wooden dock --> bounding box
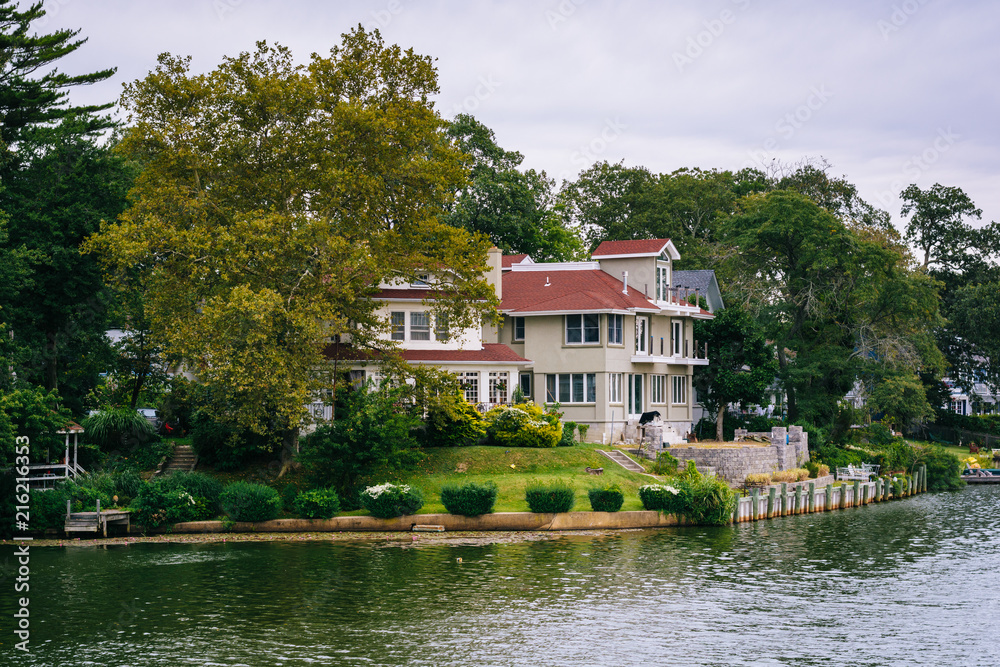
[64,500,130,537]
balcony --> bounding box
[631,337,709,365]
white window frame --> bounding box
[609,373,623,404]
[512,316,525,342]
[608,313,623,346]
[519,372,532,398]
[546,373,596,404]
[489,372,509,404]
[656,264,669,302]
[651,374,666,404]
[459,372,480,404]
[672,375,688,405]
[566,313,600,345]
[635,316,648,355]
[671,320,683,356]
[410,311,431,341]
[390,311,405,341]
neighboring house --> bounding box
[671,270,725,313]
[326,239,713,444]
[487,239,713,443]
[945,379,999,416]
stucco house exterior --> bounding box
[327,239,712,444]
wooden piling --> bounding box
[780,483,788,516]
[862,483,869,505]
[852,480,860,507]
[808,482,815,513]
[751,488,758,521]
[767,487,775,519]
[794,484,802,514]
[825,486,832,512]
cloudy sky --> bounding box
[40,0,998,233]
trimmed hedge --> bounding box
[157,471,223,514]
[525,480,574,513]
[440,481,498,516]
[360,483,424,519]
[588,484,624,512]
[293,488,341,519]
[220,482,281,522]
[484,402,562,448]
[131,482,214,528]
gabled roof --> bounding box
[591,238,679,260]
[671,270,715,293]
[501,254,533,269]
[501,269,659,314]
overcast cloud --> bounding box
[39,0,999,234]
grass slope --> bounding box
[375,444,658,513]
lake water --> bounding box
[4,485,1000,666]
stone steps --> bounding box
[162,444,197,475]
[597,449,647,474]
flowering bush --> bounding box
[639,484,683,514]
[484,402,562,448]
[640,475,736,526]
[360,483,424,519]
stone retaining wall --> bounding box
[668,426,810,485]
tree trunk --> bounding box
[277,426,299,479]
[716,404,725,442]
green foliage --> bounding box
[640,473,737,526]
[639,483,685,514]
[439,480,498,516]
[61,478,112,512]
[220,482,281,522]
[157,471,224,514]
[587,484,624,512]
[484,402,562,448]
[422,390,486,447]
[281,483,299,512]
[524,480,575,513]
[558,421,577,447]
[30,488,70,531]
[300,384,423,506]
[652,450,680,475]
[82,407,156,452]
[189,410,275,471]
[70,470,143,506]
[102,437,174,474]
[360,483,424,519]
[131,481,213,528]
[293,488,341,519]
[919,446,965,492]
[0,386,71,465]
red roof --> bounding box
[402,344,530,364]
[591,239,671,257]
[373,288,440,300]
[502,254,530,268]
[501,269,658,313]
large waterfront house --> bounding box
[329,239,713,444]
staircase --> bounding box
[597,449,649,475]
[160,444,197,475]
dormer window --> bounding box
[655,263,670,301]
[411,274,431,288]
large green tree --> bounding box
[444,114,583,261]
[900,183,996,273]
[692,304,777,441]
[86,30,498,471]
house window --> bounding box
[672,375,687,405]
[411,274,430,287]
[547,374,596,403]
[391,312,405,341]
[410,312,431,340]
[656,265,669,301]
[459,372,479,404]
[635,316,648,355]
[609,373,623,404]
[566,313,600,344]
[513,317,525,342]
[489,372,509,404]
[435,313,450,341]
[651,374,666,404]
[519,372,532,398]
[608,314,623,345]
[671,320,683,356]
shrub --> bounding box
[558,421,577,447]
[61,478,113,512]
[360,483,424,519]
[31,488,70,531]
[652,450,680,476]
[804,461,819,478]
[795,468,811,481]
[281,483,299,512]
[525,480,575,513]
[131,481,213,528]
[440,481,498,516]
[920,445,965,492]
[220,482,281,522]
[588,484,624,512]
[639,483,684,514]
[293,488,341,519]
[82,407,156,452]
[771,470,798,483]
[745,473,771,487]
[158,471,224,514]
[422,391,487,447]
[818,464,830,477]
[484,402,562,448]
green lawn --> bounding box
[374,444,659,513]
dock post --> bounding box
[840,485,848,509]
[794,484,802,514]
[66,498,71,519]
[808,482,815,513]
[824,486,832,512]
[853,480,860,507]
[751,488,758,521]
[862,483,869,505]
[780,483,787,516]
[767,487,775,519]
[922,464,928,492]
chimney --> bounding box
[622,271,628,295]
[486,247,503,300]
